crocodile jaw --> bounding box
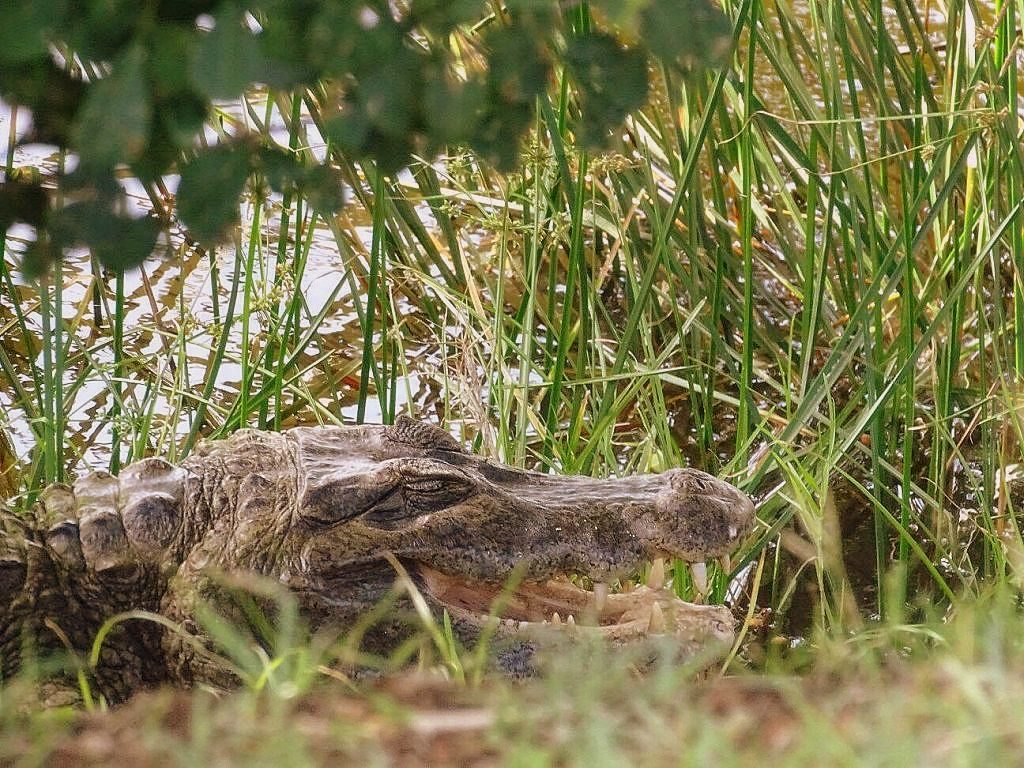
[416,563,736,651]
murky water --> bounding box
[0,91,464,471]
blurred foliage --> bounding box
[0,0,729,275]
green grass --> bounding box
[2,0,1024,762]
[4,589,1024,766]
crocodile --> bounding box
[0,416,755,704]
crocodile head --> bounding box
[1,417,755,699]
[185,416,755,669]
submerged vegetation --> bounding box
[2,0,1024,762]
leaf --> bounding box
[156,92,209,146]
[0,180,49,230]
[471,101,534,171]
[257,147,305,194]
[269,3,357,85]
[20,238,61,279]
[156,0,222,23]
[409,0,482,35]
[92,216,161,270]
[66,0,140,60]
[25,192,158,272]
[486,24,551,107]
[301,163,345,216]
[0,61,85,148]
[177,145,252,243]
[323,109,372,155]
[0,1,66,64]
[150,24,200,97]
[71,45,152,173]
[640,0,732,68]
[565,33,649,146]
[131,115,184,184]
[57,205,161,270]
[469,23,552,169]
[359,129,416,174]
[423,75,485,146]
[356,46,421,138]
[190,7,264,99]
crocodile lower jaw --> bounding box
[416,563,735,646]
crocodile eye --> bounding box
[358,493,413,529]
[358,471,474,530]
[403,476,474,512]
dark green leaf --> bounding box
[157,0,221,23]
[0,62,84,147]
[290,3,360,83]
[150,24,200,97]
[257,147,305,194]
[323,110,372,155]
[505,0,558,25]
[342,14,407,78]
[71,45,152,173]
[49,199,111,249]
[255,146,344,213]
[423,75,485,146]
[177,145,252,243]
[20,237,61,279]
[93,216,161,270]
[0,1,66,64]
[485,24,551,106]
[471,101,534,170]
[156,92,209,147]
[131,133,182,184]
[355,46,421,137]
[565,34,649,146]
[0,180,49,230]
[467,23,551,168]
[409,0,482,35]
[302,164,345,216]
[50,199,160,269]
[360,129,416,174]
[65,0,140,60]
[253,5,323,87]
[190,8,264,99]
[641,0,732,67]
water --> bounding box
[0,88,443,471]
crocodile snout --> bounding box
[632,468,755,564]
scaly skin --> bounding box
[0,417,755,704]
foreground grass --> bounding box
[3,592,1024,767]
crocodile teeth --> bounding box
[593,582,608,612]
[647,557,666,589]
[691,562,708,594]
[551,612,562,625]
[647,602,666,634]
